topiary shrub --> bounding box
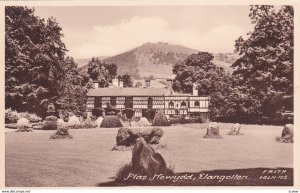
[122,108,135,120]
[144,109,156,120]
[100,116,123,128]
[92,108,104,118]
[16,117,32,132]
[152,111,170,126]
[42,116,58,130]
[131,117,152,127]
[68,115,81,129]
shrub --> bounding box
[5,108,42,123]
[57,119,66,128]
[16,117,30,129]
[132,116,141,122]
[122,108,135,120]
[152,111,170,126]
[144,109,156,120]
[5,108,20,123]
[137,117,152,126]
[100,116,123,128]
[92,108,104,117]
[42,116,58,130]
[80,119,97,129]
[19,112,42,122]
[45,116,58,122]
[68,116,81,127]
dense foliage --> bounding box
[232,5,294,117]
[117,74,133,87]
[5,7,118,119]
[5,6,67,117]
[172,5,294,123]
[86,58,117,88]
[172,52,232,119]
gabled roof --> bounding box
[87,87,170,97]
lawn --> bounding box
[5,123,293,187]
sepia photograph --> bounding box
[1,1,297,188]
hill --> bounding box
[77,42,237,78]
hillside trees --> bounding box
[5,6,67,116]
[232,5,294,117]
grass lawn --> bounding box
[5,123,293,187]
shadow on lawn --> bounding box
[97,167,293,186]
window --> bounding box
[169,101,174,109]
[195,101,200,107]
[110,97,117,107]
[148,97,153,109]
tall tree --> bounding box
[5,6,67,116]
[172,52,232,118]
[233,5,294,116]
[86,58,117,88]
[56,57,87,119]
[117,74,133,87]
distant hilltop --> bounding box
[77,42,238,78]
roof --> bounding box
[87,87,170,97]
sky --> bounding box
[34,6,254,59]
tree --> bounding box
[56,57,87,119]
[86,58,117,88]
[117,74,133,87]
[172,52,232,119]
[232,5,294,116]
[5,6,67,116]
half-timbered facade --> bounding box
[86,79,210,119]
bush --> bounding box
[80,119,97,129]
[16,117,30,128]
[45,116,58,122]
[137,117,152,127]
[5,108,20,123]
[68,115,81,127]
[144,109,156,120]
[152,112,170,126]
[42,116,58,130]
[5,108,42,123]
[92,108,104,117]
[100,116,123,128]
[122,108,135,120]
[57,119,66,128]
[19,112,42,122]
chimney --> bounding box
[166,78,172,88]
[145,79,150,88]
[193,83,198,96]
[119,80,123,87]
[112,78,119,87]
[93,81,99,89]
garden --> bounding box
[5,108,293,187]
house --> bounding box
[86,78,210,119]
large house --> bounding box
[86,78,210,119]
